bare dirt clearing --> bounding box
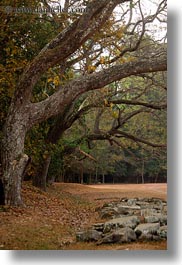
[61,183,167,205]
[0,182,167,250]
[88,183,166,194]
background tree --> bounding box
[59,72,166,184]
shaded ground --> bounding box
[0,182,167,250]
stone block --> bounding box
[103,215,140,233]
[135,223,160,237]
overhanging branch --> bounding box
[111,129,166,148]
[29,55,167,127]
[109,99,167,110]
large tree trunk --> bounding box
[1,107,29,206]
[33,155,51,191]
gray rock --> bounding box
[127,199,137,206]
[103,202,114,208]
[100,207,119,219]
[76,231,87,242]
[135,223,160,237]
[148,214,167,225]
[139,233,153,241]
[157,225,167,239]
[114,207,130,215]
[163,205,167,214]
[138,233,161,241]
[76,229,102,242]
[153,205,163,211]
[103,216,140,233]
[92,223,104,232]
[144,216,160,223]
[120,197,128,202]
[150,198,164,203]
[159,215,167,225]
[136,201,150,206]
[117,205,141,210]
[115,227,137,242]
[153,235,161,241]
[141,208,156,217]
[76,197,167,245]
[98,227,137,244]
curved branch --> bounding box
[87,129,166,148]
[111,129,166,148]
[14,0,129,105]
[109,99,167,110]
[115,108,150,129]
[29,54,167,127]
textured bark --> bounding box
[1,103,30,205]
[33,155,51,191]
[94,109,104,133]
[0,179,5,205]
[109,99,167,110]
[1,130,29,206]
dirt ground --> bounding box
[0,182,167,250]
[65,183,167,198]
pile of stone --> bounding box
[76,197,167,245]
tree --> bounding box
[58,69,166,184]
[0,0,167,205]
[29,69,166,188]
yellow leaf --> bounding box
[53,76,60,86]
[100,56,105,64]
[88,65,96,73]
[110,103,114,108]
[111,110,119,119]
[104,99,110,106]
[47,77,53,83]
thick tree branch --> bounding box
[13,0,129,106]
[94,109,104,133]
[109,99,167,110]
[77,147,97,162]
[87,129,166,148]
[29,54,167,127]
[111,129,166,148]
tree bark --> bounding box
[1,106,30,205]
[42,155,51,189]
[155,173,159,183]
[102,173,105,184]
[33,155,51,191]
[80,161,84,184]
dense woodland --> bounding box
[0,0,167,205]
